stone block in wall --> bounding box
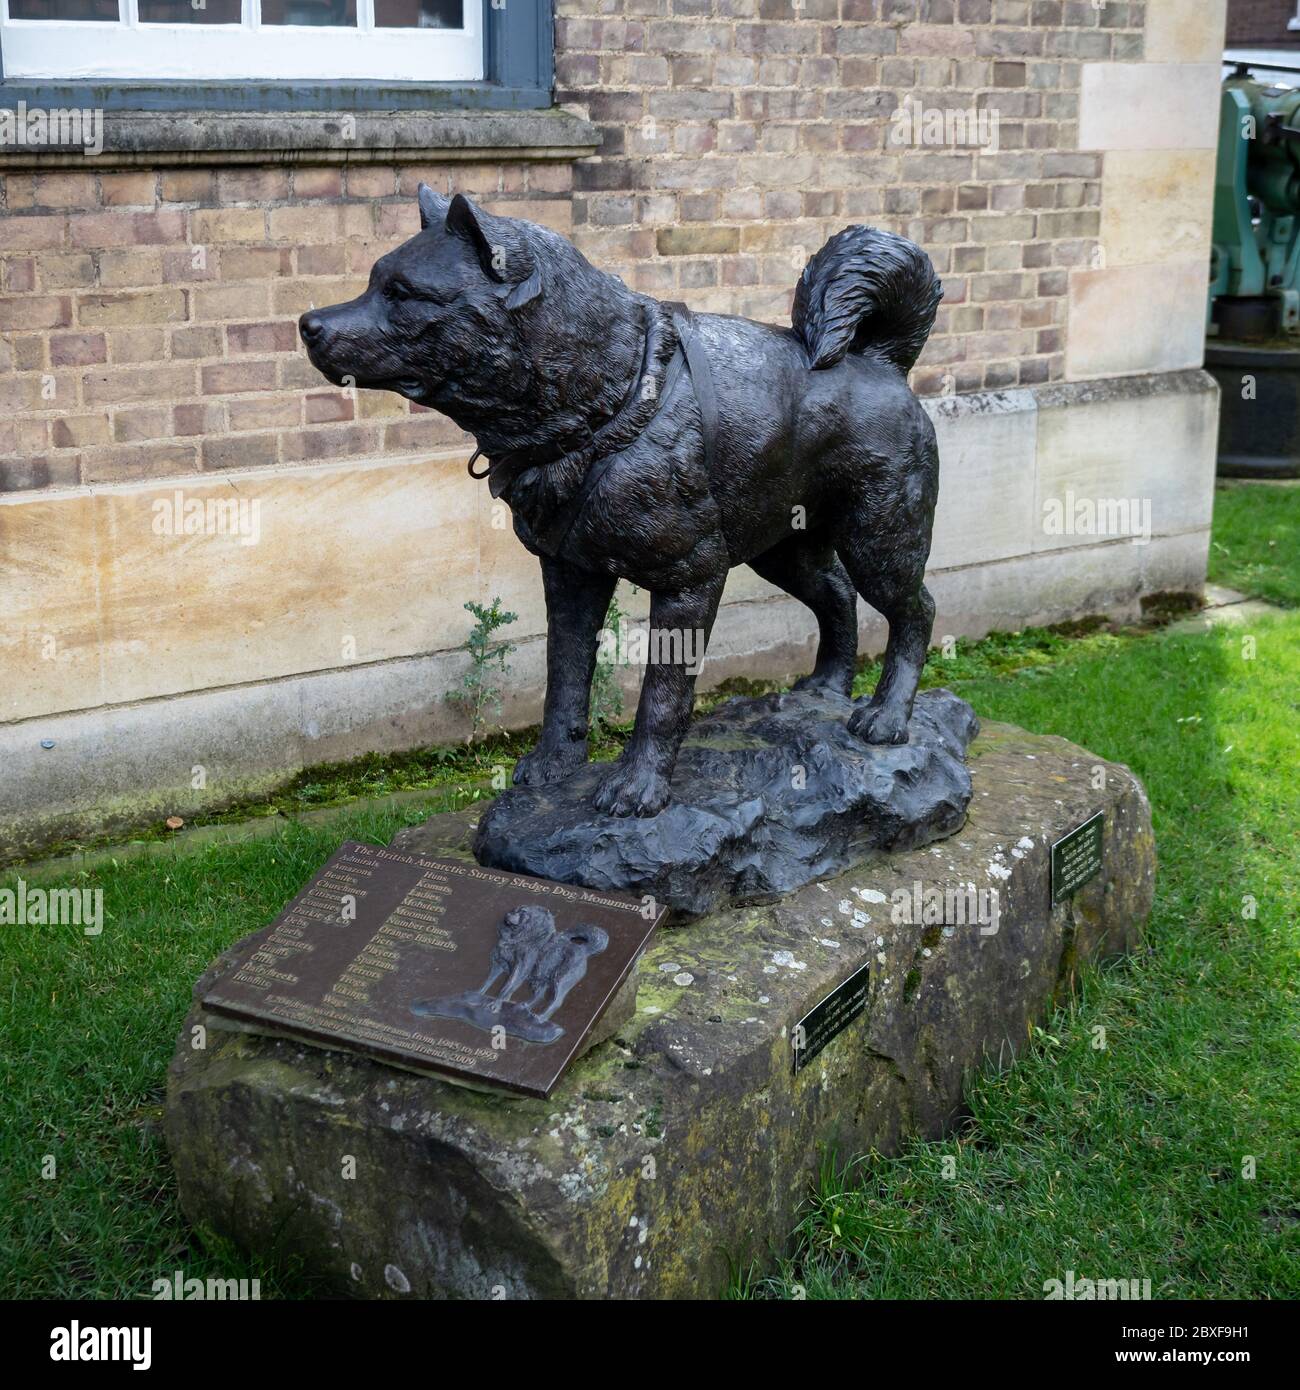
[926,388,1039,568]
[0,489,102,723]
[1034,370,1219,552]
[1099,149,1216,268]
[1066,260,1209,380]
[1079,63,1222,151]
[0,453,483,724]
[1144,0,1228,64]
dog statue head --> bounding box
[299,188,536,407]
[298,187,644,459]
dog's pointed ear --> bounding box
[446,192,542,311]
[417,182,449,231]
[445,192,504,279]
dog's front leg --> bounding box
[513,557,616,787]
[593,575,725,818]
[495,959,533,1007]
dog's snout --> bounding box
[299,311,325,347]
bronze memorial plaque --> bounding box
[203,841,664,1098]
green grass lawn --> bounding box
[2,485,1297,1299]
[759,618,1300,1299]
[1208,480,1300,608]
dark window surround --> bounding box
[0,0,553,112]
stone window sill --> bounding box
[0,105,599,170]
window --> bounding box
[0,0,484,83]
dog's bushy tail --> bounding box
[792,225,942,374]
[566,925,608,954]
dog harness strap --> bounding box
[521,300,719,561]
[667,303,719,477]
[474,303,661,500]
[531,306,694,559]
[530,390,665,557]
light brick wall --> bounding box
[557,0,1149,396]
[0,2,1177,496]
[0,163,573,493]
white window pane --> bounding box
[1,0,483,79]
[138,0,242,22]
[260,0,358,25]
[8,0,119,17]
[374,0,463,28]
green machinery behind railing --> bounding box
[1210,64,1300,339]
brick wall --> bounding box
[0,3,1164,496]
[0,162,573,493]
[557,0,1147,396]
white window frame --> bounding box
[0,0,484,83]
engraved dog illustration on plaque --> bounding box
[412,904,609,1044]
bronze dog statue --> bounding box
[301,187,943,818]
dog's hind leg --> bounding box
[513,557,617,787]
[836,436,938,745]
[836,527,935,745]
[748,532,858,698]
[537,962,583,1020]
[497,958,534,1005]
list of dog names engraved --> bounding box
[229,856,378,995]
[323,858,455,1009]
[232,852,460,1003]
[221,847,498,1071]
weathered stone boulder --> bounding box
[165,720,1153,1299]
[451,687,979,916]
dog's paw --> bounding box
[592,760,671,818]
[848,699,911,745]
[513,739,588,787]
